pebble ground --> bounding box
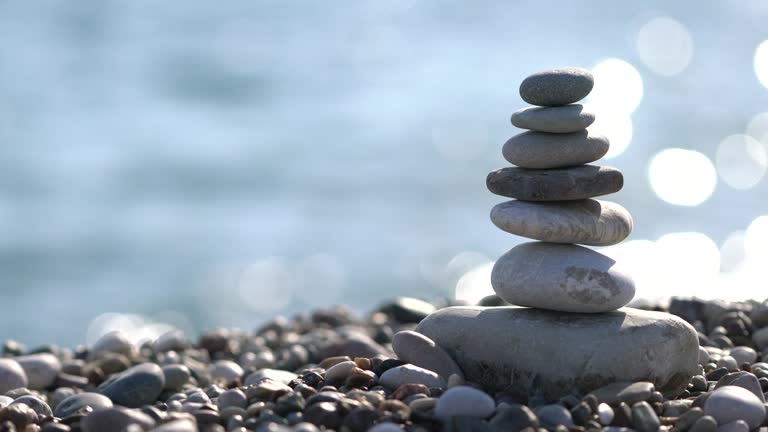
[0,296,766,432]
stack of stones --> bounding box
[415,67,701,401]
[487,67,634,313]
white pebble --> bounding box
[598,403,615,425]
[379,364,445,389]
[717,355,739,371]
[728,347,757,366]
[704,386,766,429]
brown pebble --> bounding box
[354,357,372,371]
[392,384,429,401]
[318,356,351,369]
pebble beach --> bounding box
[0,296,764,432]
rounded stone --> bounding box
[0,359,27,394]
[90,331,135,359]
[244,368,298,386]
[511,104,595,133]
[490,199,632,246]
[54,392,113,418]
[704,386,766,429]
[10,396,52,418]
[80,407,155,432]
[491,242,635,313]
[14,353,61,390]
[487,165,623,202]
[503,130,609,169]
[434,386,495,420]
[97,363,165,408]
[379,364,445,390]
[415,306,699,400]
[391,331,464,380]
[162,365,191,391]
[519,67,594,106]
[729,346,757,365]
[209,360,243,385]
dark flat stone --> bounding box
[486,165,623,201]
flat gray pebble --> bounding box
[519,67,594,106]
[511,104,595,133]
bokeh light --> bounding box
[746,112,768,146]
[754,40,768,89]
[745,215,768,262]
[636,17,694,76]
[715,134,767,189]
[719,231,746,273]
[648,148,717,206]
[588,59,644,114]
[454,261,494,305]
[588,110,633,159]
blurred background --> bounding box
[2,0,768,346]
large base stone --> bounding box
[415,306,698,401]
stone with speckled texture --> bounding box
[490,199,632,246]
[487,165,623,201]
[519,67,594,106]
[503,130,609,169]
[491,242,635,313]
[511,104,595,133]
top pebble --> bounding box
[519,67,594,106]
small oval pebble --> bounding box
[519,67,594,106]
[511,104,595,133]
[598,403,614,425]
[434,386,495,420]
[325,361,357,383]
[728,347,757,366]
[503,130,609,169]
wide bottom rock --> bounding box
[415,306,698,401]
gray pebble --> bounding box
[503,130,609,169]
[519,67,594,106]
[511,104,595,133]
[490,199,632,246]
[434,386,495,420]
[162,365,191,391]
[391,330,464,380]
[54,392,114,418]
[217,388,247,410]
[0,359,27,393]
[80,407,156,432]
[148,419,197,432]
[487,165,623,201]
[244,368,298,386]
[90,331,135,359]
[714,371,765,402]
[729,347,757,366]
[14,353,61,390]
[631,401,660,432]
[590,382,655,405]
[536,404,574,428]
[690,415,718,432]
[704,386,766,429]
[10,395,52,418]
[98,363,165,408]
[717,420,750,432]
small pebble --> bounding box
[434,386,495,420]
[379,364,444,390]
[703,386,766,429]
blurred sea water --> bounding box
[2,0,768,346]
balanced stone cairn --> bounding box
[415,67,701,401]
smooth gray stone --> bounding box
[631,401,660,432]
[90,331,135,359]
[511,104,595,133]
[80,407,156,432]
[98,363,165,408]
[492,242,635,313]
[434,386,495,420]
[486,165,623,201]
[503,130,609,169]
[162,365,191,391]
[519,67,594,106]
[490,199,632,246]
[0,359,27,394]
[54,392,114,418]
[392,330,464,380]
[690,415,718,432]
[536,404,574,428]
[415,306,699,400]
[588,381,654,405]
[717,420,750,432]
[379,364,445,389]
[10,395,52,417]
[714,371,765,402]
[703,386,766,429]
[14,353,61,390]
